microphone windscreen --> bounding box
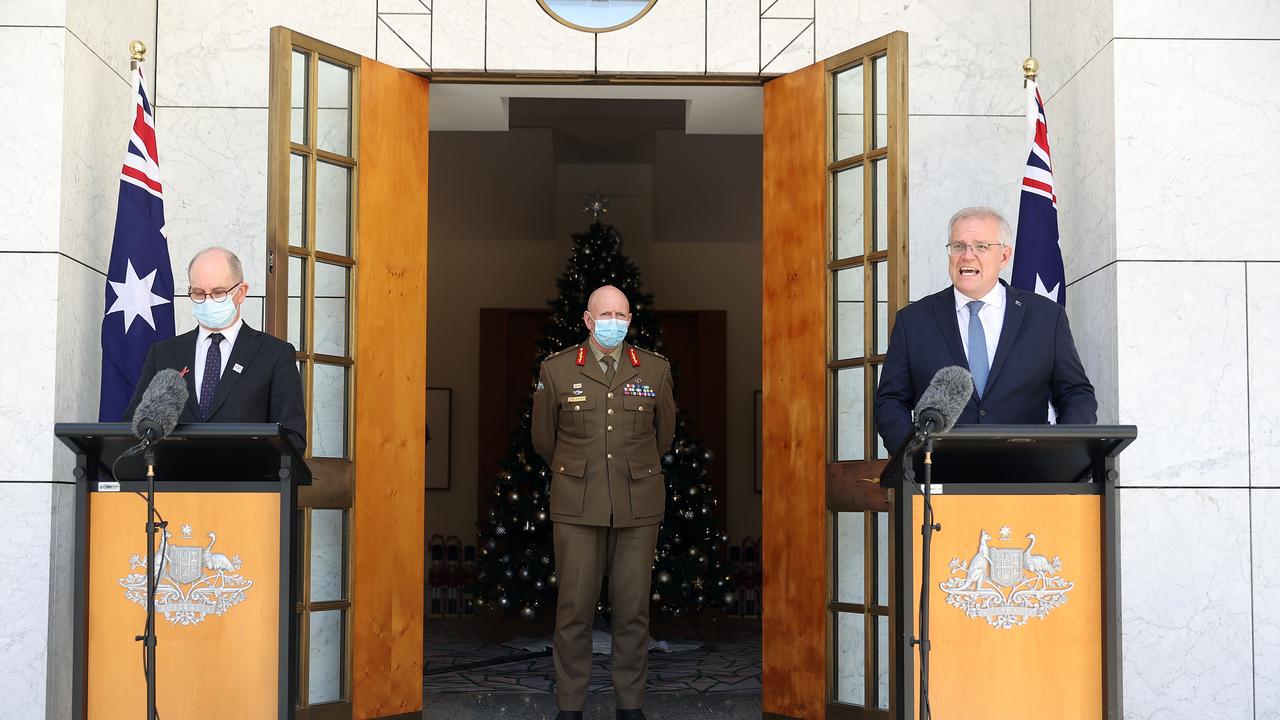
[913,366,974,432]
[130,368,189,440]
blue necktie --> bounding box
[967,301,989,398]
[199,332,224,419]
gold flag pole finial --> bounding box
[130,40,147,66]
[1023,57,1039,82]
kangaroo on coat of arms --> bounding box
[939,526,1072,629]
[119,523,254,626]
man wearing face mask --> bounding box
[125,246,306,450]
[531,285,676,720]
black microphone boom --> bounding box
[130,369,189,445]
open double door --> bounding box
[264,27,907,720]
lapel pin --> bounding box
[232,363,244,374]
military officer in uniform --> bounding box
[532,284,676,720]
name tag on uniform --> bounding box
[567,396,587,403]
[233,363,244,374]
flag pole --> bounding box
[130,39,146,71]
[1023,56,1039,87]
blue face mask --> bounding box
[193,293,239,330]
[592,317,629,348]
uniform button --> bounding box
[559,466,565,471]
[979,409,987,417]
[607,392,614,399]
[638,405,644,411]
[607,425,614,432]
[607,453,613,459]
[608,409,614,415]
[574,406,581,412]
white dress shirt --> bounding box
[194,318,244,404]
[953,283,1005,368]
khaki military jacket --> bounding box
[531,340,676,528]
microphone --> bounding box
[911,366,974,438]
[130,369,189,446]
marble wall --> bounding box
[1034,0,1280,716]
[4,0,1275,717]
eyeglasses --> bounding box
[188,282,242,303]
[945,241,1005,256]
[593,311,631,320]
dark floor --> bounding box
[423,613,762,718]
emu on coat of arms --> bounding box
[119,523,254,626]
[938,526,1073,629]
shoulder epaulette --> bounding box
[632,346,667,361]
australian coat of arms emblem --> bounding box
[939,526,1073,629]
[119,523,254,626]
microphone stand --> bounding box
[902,428,940,720]
[136,438,165,720]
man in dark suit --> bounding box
[531,285,676,720]
[125,247,306,450]
[875,207,1097,450]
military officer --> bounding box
[532,284,676,720]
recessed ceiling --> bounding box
[428,83,763,135]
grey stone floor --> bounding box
[422,692,762,719]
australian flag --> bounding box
[1011,79,1066,306]
[98,65,175,422]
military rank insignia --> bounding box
[623,382,656,397]
[627,347,641,367]
[575,347,587,366]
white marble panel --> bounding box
[309,508,345,601]
[1044,44,1115,284]
[60,31,132,273]
[1249,264,1280,487]
[308,608,343,703]
[1116,262,1248,487]
[155,0,377,107]
[0,483,52,716]
[596,0,705,74]
[1066,264,1118,424]
[1114,40,1280,263]
[816,0,1027,116]
[66,0,156,78]
[53,258,104,481]
[1115,0,1280,39]
[46,482,75,718]
[0,254,58,481]
[707,0,758,74]
[485,0,594,74]
[0,0,64,25]
[380,0,430,12]
[1254,489,1280,716]
[760,18,812,74]
[763,0,812,19]
[0,27,64,253]
[906,114,1024,301]
[430,0,485,71]
[376,13,431,70]
[158,107,269,291]
[1120,488,1252,719]
[1029,0,1113,102]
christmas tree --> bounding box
[474,203,734,619]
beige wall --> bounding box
[426,123,763,550]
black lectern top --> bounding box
[54,422,311,485]
[879,424,1137,487]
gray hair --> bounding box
[948,207,1013,246]
[187,246,245,283]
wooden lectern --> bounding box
[55,423,310,720]
[880,425,1137,720]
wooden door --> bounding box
[266,27,429,720]
[762,32,909,720]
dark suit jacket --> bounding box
[875,281,1097,450]
[124,324,307,450]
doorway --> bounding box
[423,88,765,717]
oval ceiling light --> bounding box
[537,0,659,33]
